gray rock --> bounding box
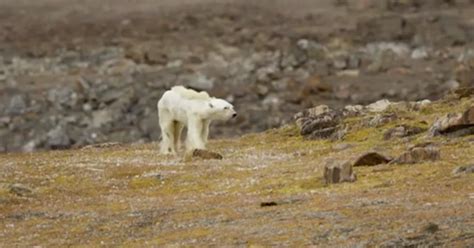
[366,99,392,113]
[91,109,115,128]
[411,47,430,60]
[365,113,398,127]
[47,86,80,109]
[391,145,440,165]
[9,183,33,197]
[383,125,426,140]
[179,72,215,91]
[452,165,474,175]
[332,56,347,70]
[5,94,28,115]
[323,160,357,184]
[428,106,474,137]
[295,106,341,139]
[343,105,364,117]
[46,125,71,149]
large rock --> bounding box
[391,145,440,165]
[323,160,357,184]
[428,106,474,137]
[294,105,342,139]
[353,152,392,166]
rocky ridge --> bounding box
[2,0,474,152]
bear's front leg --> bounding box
[201,120,211,145]
[186,117,206,151]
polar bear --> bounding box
[157,85,237,155]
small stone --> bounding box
[323,160,356,184]
[46,125,71,150]
[422,222,439,234]
[5,95,28,115]
[391,146,440,165]
[300,76,332,98]
[366,113,398,127]
[9,183,33,197]
[383,125,426,140]
[260,201,278,207]
[366,99,392,113]
[353,152,392,167]
[192,149,223,160]
[332,143,354,151]
[47,86,79,109]
[454,87,474,99]
[336,69,360,77]
[452,165,474,175]
[411,47,430,60]
[333,57,347,70]
[81,142,123,150]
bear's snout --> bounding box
[232,113,237,118]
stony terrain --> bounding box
[2,0,474,152]
[1,92,473,246]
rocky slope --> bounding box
[0,92,473,246]
[1,0,474,152]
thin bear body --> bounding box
[158,86,236,155]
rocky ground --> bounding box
[0,91,473,246]
[1,0,474,152]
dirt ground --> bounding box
[0,2,474,245]
[1,0,474,151]
[1,96,473,246]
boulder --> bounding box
[353,152,392,166]
[323,160,357,184]
[391,145,440,164]
[428,106,474,137]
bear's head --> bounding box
[206,98,237,121]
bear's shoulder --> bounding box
[171,86,211,100]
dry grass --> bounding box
[0,97,473,246]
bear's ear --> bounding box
[209,103,214,108]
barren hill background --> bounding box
[1,0,474,151]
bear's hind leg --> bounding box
[159,110,176,155]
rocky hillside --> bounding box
[2,0,474,152]
[0,91,473,246]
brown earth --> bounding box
[2,0,474,152]
[0,95,473,246]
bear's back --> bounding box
[171,86,210,100]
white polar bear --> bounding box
[157,85,237,155]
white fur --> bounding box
[158,85,236,155]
